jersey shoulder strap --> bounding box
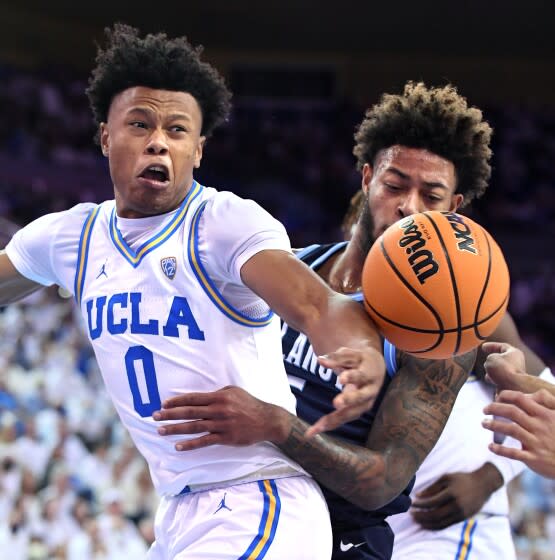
[294,241,348,268]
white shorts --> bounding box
[391,514,516,560]
[148,475,332,559]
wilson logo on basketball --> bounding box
[398,217,439,285]
[444,212,478,254]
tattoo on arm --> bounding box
[366,349,476,499]
[276,417,387,509]
[273,349,475,510]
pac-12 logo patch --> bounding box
[161,257,177,279]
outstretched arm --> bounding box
[0,251,43,305]
[241,249,385,428]
[154,349,475,510]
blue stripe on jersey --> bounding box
[384,339,397,378]
[455,517,478,560]
[74,206,101,306]
[293,244,320,260]
[109,181,203,267]
[309,241,347,270]
[187,201,274,327]
[238,479,281,559]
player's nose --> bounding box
[145,129,169,155]
[396,192,422,218]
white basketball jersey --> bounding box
[6,182,307,496]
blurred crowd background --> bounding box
[1,1,554,558]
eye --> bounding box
[385,183,402,192]
[169,125,188,133]
[130,121,147,129]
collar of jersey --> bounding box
[109,181,203,267]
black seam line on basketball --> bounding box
[474,231,492,339]
[365,297,444,353]
[378,236,445,331]
[424,212,462,355]
[377,235,445,353]
[365,294,509,335]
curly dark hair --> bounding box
[353,81,492,206]
[86,23,232,141]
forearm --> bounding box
[503,374,555,396]
[0,251,43,305]
[270,406,388,510]
[297,292,382,358]
[365,350,476,506]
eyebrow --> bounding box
[385,167,449,190]
[127,107,192,122]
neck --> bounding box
[327,224,369,294]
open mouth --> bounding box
[138,165,170,186]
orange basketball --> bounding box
[362,211,510,359]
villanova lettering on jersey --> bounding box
[281,322,340,388]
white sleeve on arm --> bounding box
[200,192,292,284]
[5,203,97,290]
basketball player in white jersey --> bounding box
[0,24,389,559]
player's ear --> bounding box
[362,163,374,195]
[100,123,109,157]
[194,136,206,169]
[450,193,464,211]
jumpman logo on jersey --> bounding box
[213,492,232,514]
[96,259,108,279]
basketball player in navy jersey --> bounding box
[157,82,550,559]
[0,23,391,559]
[154,82,484,558]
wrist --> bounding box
[475,462,504,495]
[267,404,294,445]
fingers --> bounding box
[482,343,526,380]
[337,369,381,389]
[332,382,376,411]
[531,388,555,410]
[161,391,224,409]
[411,488,451,510]
[175,433,223,451]
[482,410,535,449]
[312,348,383,435]
[157,419,215,436]
[318,347,363,369]
[489,389,549,417]
[481,341,512,356]
[414,477,447,500]
[153,406,210,422]
[411,503,460,531]
[487,442,532,464]
[305,403,367,438]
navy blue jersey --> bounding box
[282,243,414,559]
